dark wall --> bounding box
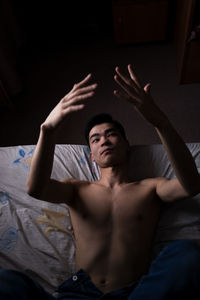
[11,0,114,47]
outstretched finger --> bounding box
[128,64,141,88]
[65,104,85,114]
[113,90,138,106]
[62,92,95,109]
[62,82,97,103]
[114,89,129,100]
[144,83,151,94]
[114,74,140,101]
[115,66,139,92]
[66,86,96,102]
[72,83,98,97]
[73,73,93,90]
[115,66,132,87]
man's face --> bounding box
[89,123,129,168]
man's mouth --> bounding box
[101,148,114,155]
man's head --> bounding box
[85,113,130,168]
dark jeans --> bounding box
[0,240,200,299]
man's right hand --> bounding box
[27,73,97,202]
[42,73,97,132]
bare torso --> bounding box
[68,179,161,293]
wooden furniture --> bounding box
[112,0,169,44]
[174,0,200,84]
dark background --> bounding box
[0,0,200,146]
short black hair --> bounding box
[85,113,127,146]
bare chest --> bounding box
[70,183,160,231]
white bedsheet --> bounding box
[0,143,199,293]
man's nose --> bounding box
[101,135,111,146]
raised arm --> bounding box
[114,64,200,202]
[27,74,97,204]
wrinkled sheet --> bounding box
[0,143,199,293]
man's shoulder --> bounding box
[136,177,167,187]
[62,178,92,186]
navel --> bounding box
[99,278,107,285]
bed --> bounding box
[0,143,200,294]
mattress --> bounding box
[0,143,200,293]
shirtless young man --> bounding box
[1,65,200,300]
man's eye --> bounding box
[108,133,116,137]
[92,139,99,143]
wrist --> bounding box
[155,117,175,139]
[153,111,170,130]
[40,123,57,140]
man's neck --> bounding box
[98,164,129,189]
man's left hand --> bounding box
[114,64,166,127]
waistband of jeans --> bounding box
[55,269,139,296]
[55,269,91,292]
